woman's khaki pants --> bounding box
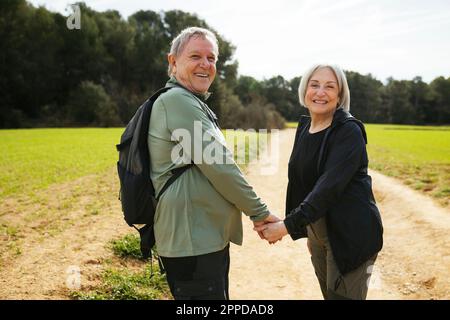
[307,218,377,300]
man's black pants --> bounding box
[159,245,230,300]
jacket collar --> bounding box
[332,109,367,144]
[166,76,212,101]
[298,108,367,143]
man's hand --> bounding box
[253,213,281,239]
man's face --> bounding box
[169,36,217,94]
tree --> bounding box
[382,78,415,124]
[127,10,168,93]
[66,81,120,126]
[261,76,297,121]
[234,76,263,105]
[346,71,383,123]
[429,77,450,124]
[2,2,445,127]
[408,76,432,124]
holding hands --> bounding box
[252,213,288,244]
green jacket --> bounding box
[148,77,270,257]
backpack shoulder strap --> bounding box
[150,85,195,200]
[149,86,172,102]
[156,164,193,201]
[115,87,172,152]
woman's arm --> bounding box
[284,121,366,234]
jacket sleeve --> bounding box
[162,91,270,222]
[284,121,365,234]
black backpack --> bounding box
[116,87,192,260]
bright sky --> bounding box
[29,0,450,83]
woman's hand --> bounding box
[253,213,281,240]
[254,220,288,244]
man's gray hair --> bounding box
[298,64,351,112]
[167,27,219,76]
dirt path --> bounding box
[229,129,449,299]
[0,169,131,299]
[1,129,449,299]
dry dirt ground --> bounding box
[1,129,449,299]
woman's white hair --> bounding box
[167,26,219,76]
[298,64,351,112]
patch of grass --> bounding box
[366,124,450,205]
[434,187,450,199]
[0,128,123,199]
[285,122,298,128]
[366,124,450,164]
[110,233,143,260]
[8,242,22,256]
[0,224,22,257]
[72,233,170,300]
[0,128,261,200]
[72,264,169,300]
[1,224,20,239]
[85,200,102,216]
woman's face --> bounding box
[168,36,217,94]
[305,67,340,116]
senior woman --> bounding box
[148,27,278,300]
[255,64,383,300]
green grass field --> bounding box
[365,124,450,203]
[0,128,123,199]
[286,122,450,204]
[1,125,448,204]
[0,128,262,200]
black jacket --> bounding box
[284,109,383,275]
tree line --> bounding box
[1,1,449,129]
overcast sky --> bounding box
[28,0,450,83]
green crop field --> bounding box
[365,124,450,204]
[286,122,450,205]
[0,128,123,199]
[0,128,262,200]
[1,125,448,204]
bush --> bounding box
[0,107,29,128]
[66,81,121,126]
[241,97,286,130]
[218,88,285,130]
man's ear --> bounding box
[168,54,176,74]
